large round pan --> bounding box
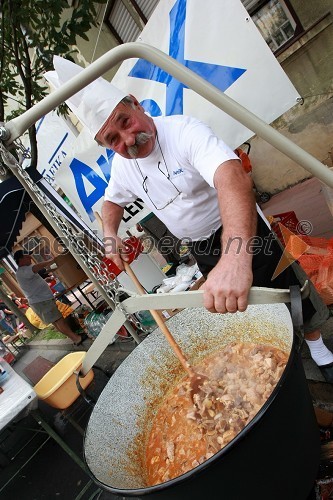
[84,304,319,500]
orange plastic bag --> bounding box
[55,300,73,319]
[234,147,252,174]
[297,236,333,305]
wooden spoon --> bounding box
[123,261,206,402]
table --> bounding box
[76,280,100,309]
[0,358,37,431]
[0,358,92,493]
[54,280,99,310]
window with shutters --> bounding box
[241,0,303,53]
[105,0,159,44]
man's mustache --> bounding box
[127,132,154,158]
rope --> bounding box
[91,0,110,63]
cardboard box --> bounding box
[161,308,182,321]
[189,276,206,290]
[160,276,206,321]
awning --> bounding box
[0,167,100,260]
[0,168,39,259]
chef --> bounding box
[45,56,333,382]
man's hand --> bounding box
[102,200,126,270]
[203,159,256,314]
[31,258,55,274]
[104,235,132,272]
[201,254,253,313]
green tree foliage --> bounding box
[0,0,106,167]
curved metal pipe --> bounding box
[4,41,333,187]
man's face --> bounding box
[95,97,156,159]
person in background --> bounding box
[0,306,16,335]
[8,292,29,310]
[0,300,18,333]
[14,250,87,346]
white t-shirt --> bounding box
[16,265,53,304]
[104,115,239,240]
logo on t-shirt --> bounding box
[172,167,184,177]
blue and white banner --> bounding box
[55,129,149,237]
[36,111,78,186]
[112,0,300,147]
[55,0,299,235]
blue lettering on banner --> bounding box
[129,0,246,117]
[69,158,109,221]
[41,150,68,182]
[68,151,145,227]
[138,99,162,118]
[96,149,114,183]
[48,134,69,164]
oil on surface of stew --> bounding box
[145,342,288,485]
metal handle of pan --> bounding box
[80,281,310,376]
[120,281,310,315]
[289,285,305,350]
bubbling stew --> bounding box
[145,342,288,486]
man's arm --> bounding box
[31,259,55,274]
[101,200,127,271]
[3,308,14,315]
[201,159,257,313]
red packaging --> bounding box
[3,351,15,364]
[102,236,143,277]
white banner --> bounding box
[55,129,150,238]
[112,0,300,148]
[36,111,78,186]
[55,0,299,233]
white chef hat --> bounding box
[44,56,127,138]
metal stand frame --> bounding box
[4,42,333,187]
[0,41,327,374]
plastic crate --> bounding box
[270,211,300,245]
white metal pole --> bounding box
[4,42,333,187]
